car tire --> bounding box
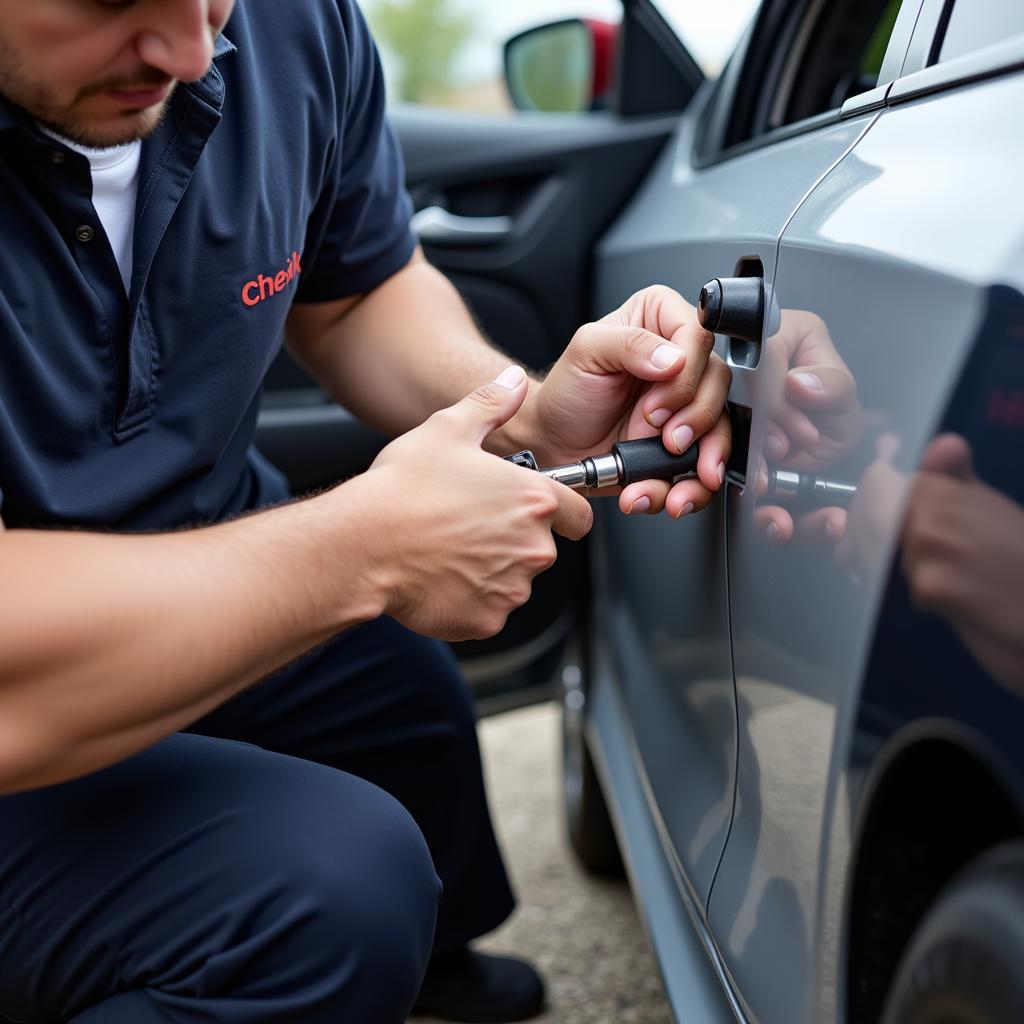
[561,661,624,877]
[880,841,1024,1024]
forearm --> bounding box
[288,253,541,454]
[0,485,383,794]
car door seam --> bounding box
[705,499,742,920]
[773,110,884,271]
[703,107,884,926]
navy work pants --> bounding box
[0,616,515,1023]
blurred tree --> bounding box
[365,0,477,103]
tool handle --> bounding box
[612,436,700,486]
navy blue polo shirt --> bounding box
[0,0,414,530]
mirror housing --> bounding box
[504,18,618,113]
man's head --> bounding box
[0,0,235,148]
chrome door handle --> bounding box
[411,206,514,246]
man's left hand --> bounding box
[524,285,732,518]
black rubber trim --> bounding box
[926,0,957,67]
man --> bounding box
[0,1,731,1021]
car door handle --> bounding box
[411,205,514,246]
[697,276,779,369]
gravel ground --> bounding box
[416,702,673,1024]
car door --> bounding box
[255,0,710,708]
[591,0,917,916]
[706,2,1024,1021]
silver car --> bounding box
[259,0,1024,1020]
[569,2,1024,1022]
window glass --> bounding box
[717,0,903,153]
[362,0,619,112]
[647,0,760,76]
[769,0,902,130]
[938,0,1024,64]
[861,0,903,79]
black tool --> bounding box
[697,277,764,343]
[506,436,856,507]
[505,436,700,492]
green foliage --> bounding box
[861,0,902,75]
[365,0,477,103]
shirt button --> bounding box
[75,224,95,243]
[51,150,66,165]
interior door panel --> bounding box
[397,106,681,367]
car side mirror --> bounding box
[503,18,618,113]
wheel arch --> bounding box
[844,722,1024,1024]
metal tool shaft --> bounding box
[766,469,857,508]
[539,453,622,491]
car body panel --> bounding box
[594,94,873,910]
[585,630,741,1023]
[708,68,1024,1023]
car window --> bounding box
[647,0,760,76]
[936,0,1024,64]
[362,0,619,112]
[697,0,910,162]
[767,0,903,130]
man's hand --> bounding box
[358,366,593,641]
[0,366,590,792]
[899,434,1024,695]
[837,432,1024,693]
[524,285,732,519]
[753,310,864,546]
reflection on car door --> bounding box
[708,62,1023,1024]
[593,105,877,911]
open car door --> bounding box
[256,0,704,709]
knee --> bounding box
[232,768,441,1021]
[292,779,441,1012]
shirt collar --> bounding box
[213,31,237,61]
[0,31,235,136]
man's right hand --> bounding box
[0,367,590,793]
[351,366,593,642]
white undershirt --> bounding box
[43,130,142,295]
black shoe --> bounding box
[411,948,546,1022]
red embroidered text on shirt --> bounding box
[241,251,302,308]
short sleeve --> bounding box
[295,1,415,303]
